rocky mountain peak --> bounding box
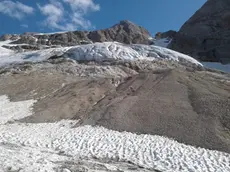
[117,20,135,26]
[88,20,152,44]
[112,20,151,36]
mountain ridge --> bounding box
[0,20,153,52]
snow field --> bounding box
[0,121,230,172]
[0,95,230,172]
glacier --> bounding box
[0,41,202,67]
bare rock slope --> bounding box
[0,60,229,153]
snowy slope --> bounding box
[0,46,70,67]
[0,40,14,57]
[153,38,172,48]
[0,42,202,67]
[0,95,230,172]
[130,43,201,65]
[0,39,69,66]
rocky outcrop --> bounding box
[170,0,230,63]
[161,30,177,39]
[155,30,177,40]
[2,45,48,52]
[0,20,153,51]
[0,34,19,41]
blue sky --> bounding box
[0,0,206,35]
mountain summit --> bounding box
[88,20,152,44]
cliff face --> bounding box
[170,0,230,63]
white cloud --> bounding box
[0,1,34,20]
[20,24,29,28]
[37,3,67,30]
[63,0,100,13]
[38,0,100,31]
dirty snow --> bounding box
[0,42,202,67]
[0,95,229,172]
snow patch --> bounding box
[34,31,68,35]
[0,95,36,124]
